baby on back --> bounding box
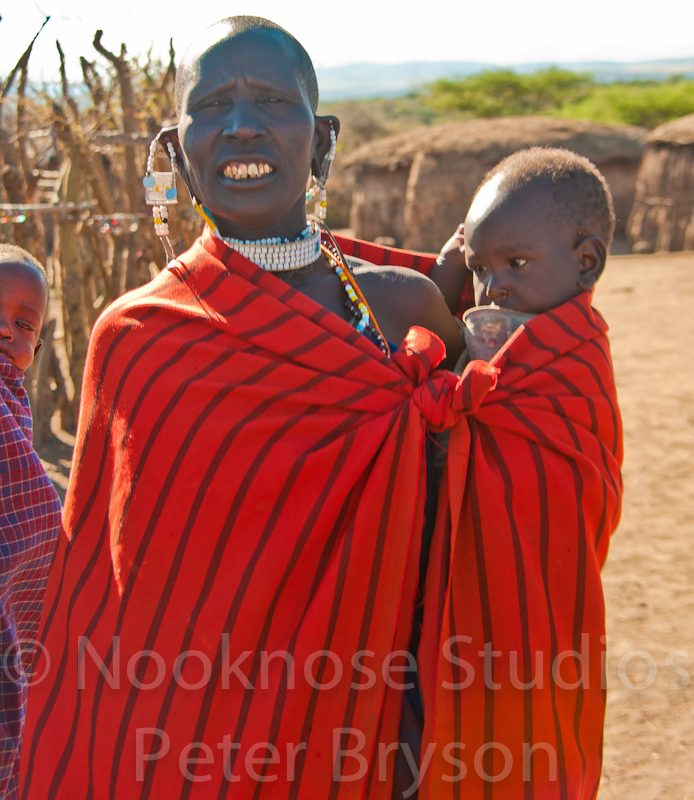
[432,146,615,363]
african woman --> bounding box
[20,17,463,799]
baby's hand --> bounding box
[429,224,467,314]
[437,224,466,268]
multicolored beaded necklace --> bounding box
[195,201,390,357]
[320,239,390,357]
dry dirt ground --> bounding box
[36,251,694,798]
[592,252,694,800]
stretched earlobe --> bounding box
[158,125,196,202]
[158,126,183,168]
[308,117,338,221]
[311,116,340,178]
[576,235,607,290]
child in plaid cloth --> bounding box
[0,245,61,798]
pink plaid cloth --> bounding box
[0,357,61,798]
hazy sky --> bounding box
[3,0,693,82]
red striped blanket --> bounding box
[418,296,623,799]
[20,230,621,799]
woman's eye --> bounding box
[509,257,527,269]
[201,97,225,108]
[470,264,486,275]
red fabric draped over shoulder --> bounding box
[334,235,437,274]
[19,230,488,800]
[20,231,621,799]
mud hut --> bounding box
[627,114,694,252]
[342,117,645,253]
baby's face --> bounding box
[0,260,48,372]
[464,179,585,314]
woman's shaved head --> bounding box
[175,16,319,116]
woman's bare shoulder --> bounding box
[353,262,441,297]
[353,264,464,368]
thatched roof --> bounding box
[644,114,694,147]
[342,116,645,171]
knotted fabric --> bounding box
[20,232,621,800]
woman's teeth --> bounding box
[223,163,273,180]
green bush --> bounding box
[427,68,594,117]
[553,79,694,128]
[425,69,694,129]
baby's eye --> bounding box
[16,320,35,332]
[467,263,486,275]
[509,257,527,269]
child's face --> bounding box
[464,179,588,314]
[0,260,48,372]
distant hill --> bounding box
[316,58,694,101]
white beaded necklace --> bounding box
[216,220,322,271]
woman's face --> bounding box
[177,29,318,241]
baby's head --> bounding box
[0,245,49,372]
[464,147,615,314]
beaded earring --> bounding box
[306,120,337,221]
[143,132,178,261]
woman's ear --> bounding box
[158,126,184,168]
[158,126,195,199]
[311,116,340,178]
[576,234,607,290]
